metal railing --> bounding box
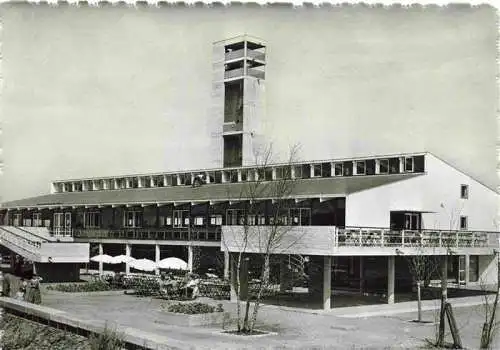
[73,227,222,242]
[50,227,73,237]
[335,227,492,249]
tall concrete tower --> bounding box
[210,35,267,168]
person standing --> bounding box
[27,274,42,304]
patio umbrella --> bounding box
[129,258,158,272]
[110,255,136,264]
[158,257,188,270]
[90,254,114,264]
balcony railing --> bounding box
[225,49,266,62]
[336,227,492,249]
[73,227,222,242]
[224,68,244,80]
[51,227,73,237]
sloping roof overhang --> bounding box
[0,173,423,210]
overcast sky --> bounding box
[0,4,497,201]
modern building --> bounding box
[0,36,498,308]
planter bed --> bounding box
[45,289,127,297]
[157,301,230,327]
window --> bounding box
[460,185,469,199]
[194,217,204,226]
[469,256,479,282]
[460,216,468,230]
[53,213,63,228]
[247,215,256,226]
[312,164,322,177]
[33,213,42,227]
[124,211,142,228]
[84,212,100,228]
[210,215,223,226]
[334,163,343,176]
[257,215,266,225]
[264,168,273,181]
[293,166,303,179]
[379,159,389,174]
[241,170,248,182]
[405,157,414,172]
[274,167,282,180]
[159,216,172,226]
[13,214,21,227]
[356,161,366,175]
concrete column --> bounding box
[125,244,131,275]
[280,256,292,292]
[387,256,395,304]
[352,161,357,175]
[98,243,104,276]
[323,256,332,310]
[155,244,160,275]
[188,245,193,272]
[465,254,470,285]
[359,256,364,294]
[223,250,230,280]
[399,157,405,173]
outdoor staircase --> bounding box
[0,226,89,263]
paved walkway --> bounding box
[37,288,499,349]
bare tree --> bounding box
[222,143,304,334]
[478,220,500,349]
[405,248,439,323]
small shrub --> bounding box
[47,280,114,293]
[88,323,124,350]
[163,302,223,314]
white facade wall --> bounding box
[345,153,498,231]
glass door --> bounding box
[404,213,421,230]
[458,255,466,285]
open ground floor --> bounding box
[79,242,498,310]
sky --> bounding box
[0,3,497,201]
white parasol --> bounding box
[110,255,136,264]
[158,257,188,270]
[129,258,158,272]
[90,254,114,264]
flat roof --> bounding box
[1,173,422,210]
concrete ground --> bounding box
[39,286,500,349]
